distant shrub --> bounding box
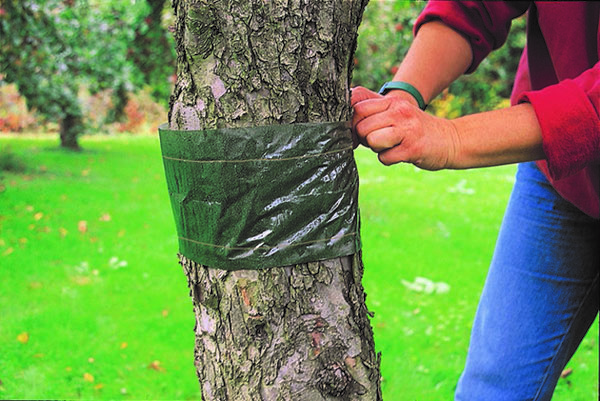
[0,146,26,174]
[1,84,167,135]
[0,84,39,132]
[112,89,167,134]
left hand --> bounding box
[351,86,459,171]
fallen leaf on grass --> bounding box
[28,224,35,230]
[117,229,126,238]
[25,205,34,212]
[2,247,13,256]
[65,367,72,372]
[94,383,104,390]
[83,372,94,382]
[99,213,111,222]
[71,276,91,286]
[147,360,165,372]
[59,227,68,237]
[88,357,95,363]
[120,342,128,349]
[18,238,27,246]
[560,368,573,378]
[78,221,88,234]
[17,332,29,344]
[34,212,43,221]
[33,353,44,358]
[29,281,43,289]
[81,169,91,177]
[161,309,169,317]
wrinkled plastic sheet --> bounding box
[158,121,360,271]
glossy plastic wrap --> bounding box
[158,121,360,270]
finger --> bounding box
[377,144,412,166]
[355,111,397,140]
[363,126,400,152]
[352,98,393,132]
[353,97,392,121]
[350,86,381,107]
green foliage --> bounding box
[128,0,175,103]
[353,0,527,116]
[353,1,425,91]
[0,0,85,148]
[81,0,175,104]
[0,0,175,146]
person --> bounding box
[351,1,599,400]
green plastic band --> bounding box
[158,121,361,271]
[378,81,428,110]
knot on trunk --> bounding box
[316,362,350,397]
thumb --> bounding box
[351,86,381,107]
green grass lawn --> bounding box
[1,135,597,400]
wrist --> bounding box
[384,90,420,108]
[378,81,428,110]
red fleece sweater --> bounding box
[415,1,600,218]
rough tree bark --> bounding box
[168,1,380,400]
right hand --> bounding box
[351,86,460,171]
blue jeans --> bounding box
[455,162,599,401]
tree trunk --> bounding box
[59,111,83,150]
[105,82,128,124]
[168,1,380,400]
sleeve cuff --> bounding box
[519,80,600,180]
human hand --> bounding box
[351,86,459,171]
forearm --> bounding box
[449,103,546,169]
[388,21,473,104]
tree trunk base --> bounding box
[180,254,382,401]
[59,113,82,150]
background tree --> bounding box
[168,0,381,399]
[0,0,176,147]
[129,0,175,103]
[98,0,175,123]
[1,0,85,149]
